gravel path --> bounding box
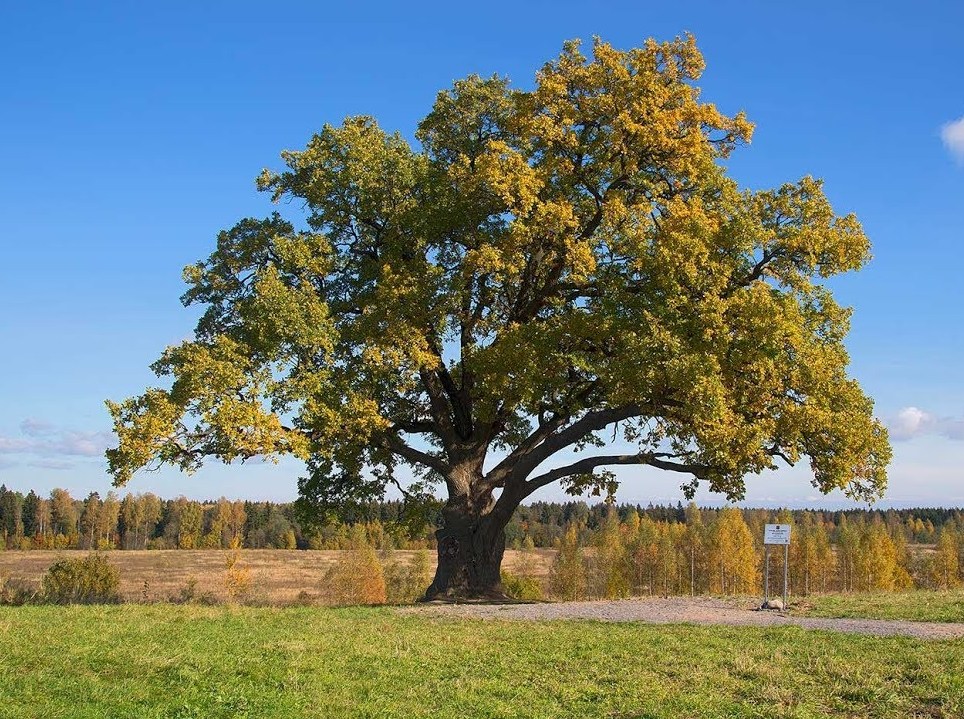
[402,596,964,640]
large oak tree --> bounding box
[107,36,890,599]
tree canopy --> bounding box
[107,35,890,597]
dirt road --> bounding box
[406,596,964,639]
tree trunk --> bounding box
[423,510,508,601]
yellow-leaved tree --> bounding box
[106,35,890,600]
[709,507,758,595]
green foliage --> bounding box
[106,36,889,555]
[5,486,964,566]
[0,485,24,545]
[40,554,120,605]
[3,497,961,604]
[500,570,543,601]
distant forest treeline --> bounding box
[0,484,961,553]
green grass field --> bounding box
[797,589,964,623]
[0,605,962,718]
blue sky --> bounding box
[1,0,962,507]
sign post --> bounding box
[763,523,791,609]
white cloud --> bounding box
[887,406,964,441]
[941,116,964,162]
[20,418,55,437]
[27,459,74,471]
[0,420,113,461]
[53,431,114,457]
[942,419,964,440]
[889,406,935,440]
[0,437,36,453]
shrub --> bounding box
[41,554,120,604]
[282,529,297,549]
[173,576,218,605]
[324,527,386,605]
[384,549,433,604]
[501,570,543,601]
[291,589,320,606]
[0,573,38,605]
[224,546,252,601]
[504,537,544,601]
[176,577,199,603]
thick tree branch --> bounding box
[521,444,800,500]
[418,367,457,450]
[381,431,450,476]
[724,248,777,297]
[390,419,439,434]
[485,380,602,483]
[425,341,474,441]
[485,402,645,489]
[767,443,795,466]
[525,452,710,494]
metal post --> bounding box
[783,543,789,609]
[764,546,769,605]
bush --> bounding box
[0,573,38,605]
[171,576,216,605]
[324,527,387,605]
[224,545,252,601]
[41,554,121,604]
[501,570,543,601]
[504,536,544,601]
[384,550,432,604]
[290,589,320,606]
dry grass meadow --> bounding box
[0,549,556,604]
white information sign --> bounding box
[764,523,791,545]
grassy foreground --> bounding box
[798,589,964,623]
[0,605,962,719]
